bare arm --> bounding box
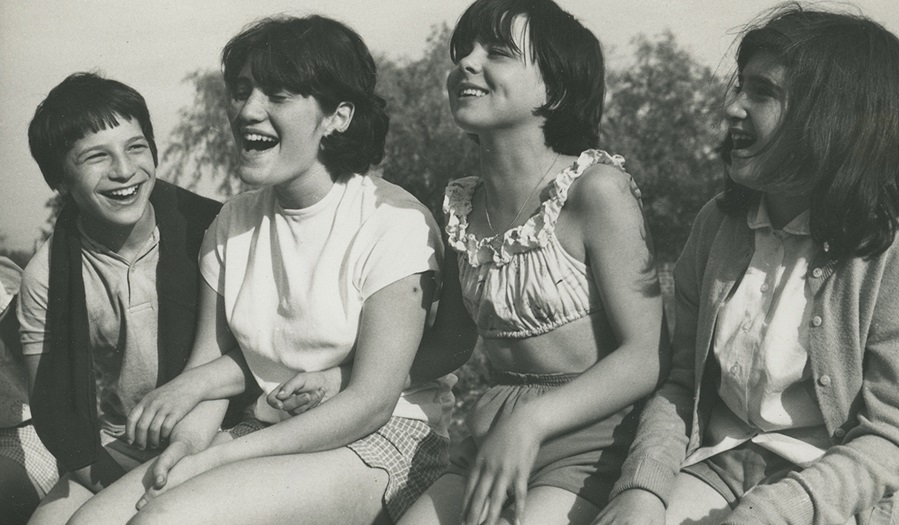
[409,248,478,384]
[463,165,669,525]
[146,270,435,498]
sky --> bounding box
[2,0,898,251]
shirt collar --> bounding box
[747,197,811,236]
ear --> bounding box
[324,102,355,135]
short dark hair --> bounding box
[28,72,158,190]
[222,15,389,178]
[719,3,899,260]
[450,0,604,155]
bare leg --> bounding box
[126,447,389,525]
[398,473,467,525]
[26,473,94,525]
[68,461,155,525]
[498,485,600,525]
[664,472,730,525]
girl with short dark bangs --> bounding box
[596,5,899,524]
[401,0,667,524]
[68,15,458,525]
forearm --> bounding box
[516,339,664,445]
[200,386,394,467]
[182,349,252,401]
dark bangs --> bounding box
[28,73,158,189]
[450,0,604,155]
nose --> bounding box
[725,90,747,120]
[109,152,136,181]
[457,45,484,74]
[234,88,267,123]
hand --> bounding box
[127,375,204,449]
[136,442,214,510]
[266,368,344,416]
[462,412,540,525]
[592,489,665,525]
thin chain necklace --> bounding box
[484,153,560,234]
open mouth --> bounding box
[243,132,279,152]
[731,130,755,151]
[101,183,142,201]
[459,87,488,98]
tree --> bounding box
[603,32,728,263]
[376,25,479,226]
[160,71,244,198]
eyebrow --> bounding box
[741,73,785,95]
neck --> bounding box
[80,204,156,261]
[273,162,336,210]
[764,192,809,230]
[478,128,558,206]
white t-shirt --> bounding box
[200,174,454,434]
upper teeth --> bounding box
[245,133,276,142]
[461,88,487,97]
[732,132,753,146]
[108,186,138,197]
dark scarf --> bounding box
[31,180,222,470]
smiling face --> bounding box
[228,62,332,192]
[60,116,156,242]
[726,53,787,191]
[446,15,547,135]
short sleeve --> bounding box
[199,209,227,295]
[17,240,52,355]
[357,204,443,300]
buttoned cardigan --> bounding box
[611,197,899,524]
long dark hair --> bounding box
[718,4,899,261]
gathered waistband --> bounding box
[490,368,580,387]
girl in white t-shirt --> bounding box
[70,15,462,525]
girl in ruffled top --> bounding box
[400,1,667,524]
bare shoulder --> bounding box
[566,162,642,218]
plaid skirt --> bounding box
[0,422,58,496]
[229,416,448,523]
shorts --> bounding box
[447,369,638,508]
[228,416,448,523]
[0,422,59,496]
[682,440,897,524]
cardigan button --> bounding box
[811,315,823,327]
[818,375,832,387]
[811,267,823,278]
[834,428,846,439]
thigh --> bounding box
[665,472,730,525]
[131,447,390,525]
[397,473,467,525]
[68,460,155,525]
[26,473,95,525]
[501,485,600,525]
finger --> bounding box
[463,467,495,525]
[281,393,312,414]
[146,412,167,449]
[151,443,187,489]
[133,413,153,449]
[266,389,283,410]
[277,374,309,398]
[159,413,178,442]
[513,474,528,525]
[126,404,145,444]
[484,473,510,525]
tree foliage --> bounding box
[160,70,244,197]
[377,26,479,227]
[603,32,727,262]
